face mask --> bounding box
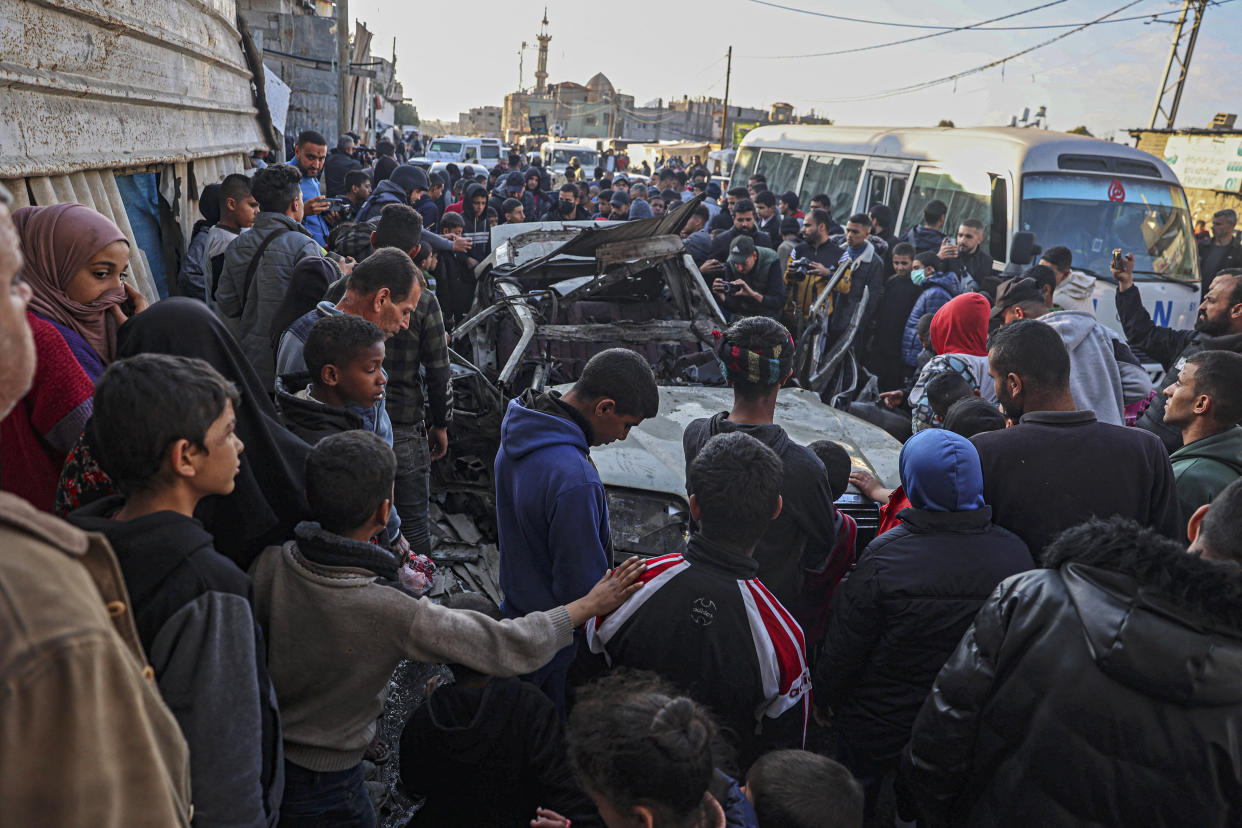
[910,268,928,286]
[559,201,576,214]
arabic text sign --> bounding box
[1163,135,1242,192]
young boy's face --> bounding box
[331,342,387,409]
[441,224,463,239]
[425,250,439,271]
[892,254,913,277]
[226,194,261,228]
[194,399,244,496]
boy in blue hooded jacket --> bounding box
[494,348,660,710]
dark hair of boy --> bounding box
[892,241,916,260]
[923,199,948,225]
[485,206,499,219]
[428,172,445,191]
[442,592,504,682]
[847,212,871,228]
[344,170,371,191]
[305,430,397,535]
[411,245,431,267]
[693,204,710,223]
[1041,244,1072,271]
[914,251,941,271]
[812,193,832,209]
[754,190,776,208]
[572,348,659,419]
[598,188,614,204]
[502,197,522,216]
[727,186,749,200]
[917,313,936,349]
[372,204,423,253]
[688,432,783,548]
[808,440,852,500]
[944,396,1007,438]
[93,354,240,495]
[568,675,718,828]
[303,314,384,391]
[219,173,253,208]
[926,371,976,421]
[746,749,863,828]
[1185,350,1242,425]
[296,130,328,148]
[1197,476,1242,561]
[347,247,417,302]
[989,318,1071,391]
[439,211,464,231]
[720,316,794,400]
[251,164,302,213]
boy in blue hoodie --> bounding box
[494,348,661,710]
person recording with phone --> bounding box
[711,236,784,320]
[938,218,994,295]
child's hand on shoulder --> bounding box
[531,807,570,828]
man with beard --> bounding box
[1113,255,1242,452]
[970,320,1180,555]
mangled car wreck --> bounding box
[426,199,901,591]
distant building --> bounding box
[459,106,502,136]
[503,73,636,140]
[1131,113,1242,225]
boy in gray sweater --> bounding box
[251,430,643,827]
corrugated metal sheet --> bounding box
[0,0,266,177]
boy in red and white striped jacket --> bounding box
[583,431,810,770]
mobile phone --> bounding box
[1111,249,1125,270]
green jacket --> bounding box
[1169,426,1242,524]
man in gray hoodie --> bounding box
[1040,245,1096,313]
[993,275,1152,426]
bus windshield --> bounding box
[428,141,463,155]
[1020,174,1197,281]
[551,148,597,166]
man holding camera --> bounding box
[781,209,844,336]
[938,218,994,294]
[711,236,784,320]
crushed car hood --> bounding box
[555,384,902,499]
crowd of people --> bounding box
[1,122,1241,828]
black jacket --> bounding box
[68,500,283,828]
[323,150,361,197]
[274,374,366,445]
[942,246,994,291]
[1117,284,1242,452]
[401,677,600,827]
[373,154,398,184]
[758,215,783,249]
[683,414,842,635]
[898,528,1242,827]
[817,506,1031,771]
[971,410,1181,555]
[1197,233,1242,299]
[869,275,921,360]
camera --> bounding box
[721,281,740,296]
[787,256,812,283]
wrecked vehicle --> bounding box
[428,200,901,579]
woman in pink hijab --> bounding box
[11,203,147,377]
[1,202,145,511]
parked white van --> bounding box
[416,135,503,166]
[732,125,1202,333]
[540,141,600,182]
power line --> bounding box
[798,0,1146,104]
[743,0,1155,60]
[744,0,1167,30]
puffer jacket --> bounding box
[214,212,323,390]
[901,271,961,367]
[901,224,945,254]
[817,431,1032,774]
[897,522,1242,828]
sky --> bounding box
[350,0,1241,139]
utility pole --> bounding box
[719,46,732,149]
[337,0,350,138]
[519,41,527,91]
[1149,0,1208,129]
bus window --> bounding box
[731,147,758,188]
[888,177,906,213]
[1019,174,1196,281]
[464,146,478,161]
[755,150,804,197]
[799,154,864,218]
[903,167,991,243]
[481,143,500,159]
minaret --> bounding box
[534,9,551,95]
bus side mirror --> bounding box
[1010,232,1041,265]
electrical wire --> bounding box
[742,0,1171,59]
[744,0,1178,30]
[796,0,1147,104]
